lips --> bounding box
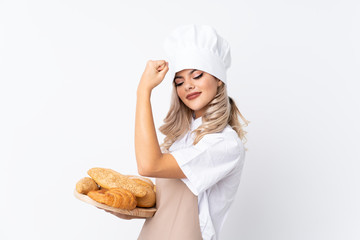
[186,92,201,100]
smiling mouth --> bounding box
[186,92,201,100]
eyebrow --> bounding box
[174,69,198,81]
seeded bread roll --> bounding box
[126,174,156,194]
[132,179,156,208]
[87,168,147,198]
[126,175,154,188]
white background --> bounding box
[1,0,359,239]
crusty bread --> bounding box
[82,167,156,208]
[132,179,156,208]
[87,168,146,197]
[76,177,99,194]
[126,175,154,188]
[87,187,137,210]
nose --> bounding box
[184,79,195,91]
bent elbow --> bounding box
[137,164,152,177]
[136,155,162,177]
[137,167,147,176]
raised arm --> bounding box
[135,60,186,179]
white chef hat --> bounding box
[163,24,231,85]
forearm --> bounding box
[135,88,163,174]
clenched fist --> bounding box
[138,60,169,92]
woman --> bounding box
[112,24,249,240]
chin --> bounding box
[187,105,205,113]
[183,100,208,112]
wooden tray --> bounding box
[74,189,157,218]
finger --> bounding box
[155,60,166,65]
[157,61,168,72]
[154,60,166,68]
[158,62,169,76]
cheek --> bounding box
[176,88,181,97]
[202,82,218,97]
[176,88,185,99]
[211,85,218,96]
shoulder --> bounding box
[197,125,244,157]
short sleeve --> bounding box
[170,133,243,196]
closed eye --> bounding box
[194,73,203,79]
[174,73,203,87]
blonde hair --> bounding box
[159,80,250,152]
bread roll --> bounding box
[132,179,156,208]
[126,174,156,194]
[126,175,154,188]
[76,177,99,194]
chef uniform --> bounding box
[138,24,246,240]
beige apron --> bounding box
[137,178,203,240]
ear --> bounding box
[217,79,223,87]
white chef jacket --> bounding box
[169,116,246,240]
